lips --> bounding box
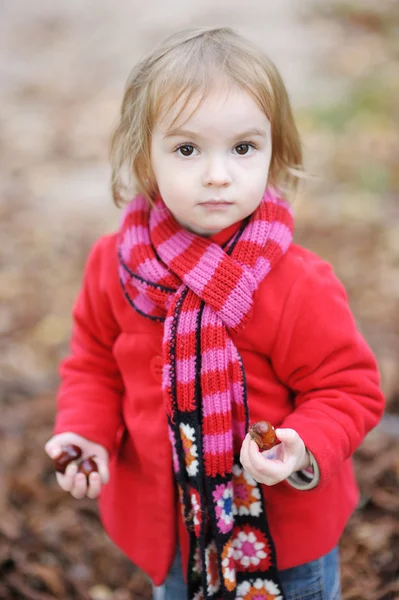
[200,200,232,205]
[199,200,232,212]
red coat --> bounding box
[54,224,384,585]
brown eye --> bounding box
[235,143,250,155]
[178,144,195,156]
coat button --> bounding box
[151,355,163,382]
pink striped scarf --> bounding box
[118,189,293,600]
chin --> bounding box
[188,225,218,236]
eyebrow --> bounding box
[163,127,267,140]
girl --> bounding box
[45,27,384,600]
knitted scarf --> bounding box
[118,189,293,600]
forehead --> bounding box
[155,84,270,134]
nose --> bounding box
[202,155,232,188]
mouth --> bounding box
[200,199,233,206]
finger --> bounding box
[239,434,252,470]
[95,459,109,485]
[261,444,282,461]
[242,436,270,472]
[275,428,300,449]
[243,438,274,481]
[242,436,287,485]
[275,429,305,465]
[70,472,88,499]
[45,442,62,459]
[56,461,78,492]
[247,440,287,482]
[87,472,102,499]
[247,439,271,470]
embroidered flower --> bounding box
[232,525,271,572]
[180,423,199,476]
[221,540,236,591]
[212,482,234,534]
[205,541,220,595]
[190,487,202,537]
[232,464,262,517]
[168,426,179,473]
[236,578,283,600]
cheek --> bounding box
[156,162,197,192]
[242,168,269,194]
[237,154,270,178]
[253,161,271,190]
[155,172,193,211]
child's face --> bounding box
[150,85,272,236]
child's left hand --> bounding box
[240,428,310,486]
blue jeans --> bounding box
[153,546,341,600]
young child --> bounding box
[45,27,385,600]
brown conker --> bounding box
[249,421,278,451]
[77,457,98,481]
[53,444,82,474]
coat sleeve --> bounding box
[270,259,385,488]
[54,236,124,455]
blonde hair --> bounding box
[111,27,304,205]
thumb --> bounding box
[44,433,83,459]
[44,440,63,459]
[275,428,300,448]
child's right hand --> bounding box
[45,432,109,500]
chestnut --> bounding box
[249,421,278,451]
[77,457,98,481]
[53,444,82,474]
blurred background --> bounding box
[1,0,398,598]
